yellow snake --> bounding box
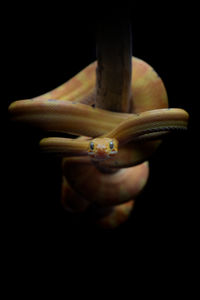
[8,57,189,227]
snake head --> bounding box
[88,138,118,161]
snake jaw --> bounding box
[109,150,118,157]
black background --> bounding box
[4,5,198,274]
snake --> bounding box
[8,57,189,227]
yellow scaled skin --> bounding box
[8,57,189,228]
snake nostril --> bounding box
[97,149,106,154]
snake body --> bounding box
[9,99,188,166]
[9,57,189,227]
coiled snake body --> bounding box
[9,57,189,227]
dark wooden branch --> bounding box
[96,18,132,113]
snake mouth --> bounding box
[88,150,118,160]
[88,151,109,160]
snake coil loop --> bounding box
[8,57,189,228]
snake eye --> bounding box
[109,141,114,149]
[90,142,94,151]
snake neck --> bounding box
[92,161,119,174]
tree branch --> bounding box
[96,17,132,113]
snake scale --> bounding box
[9,57,189,228]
